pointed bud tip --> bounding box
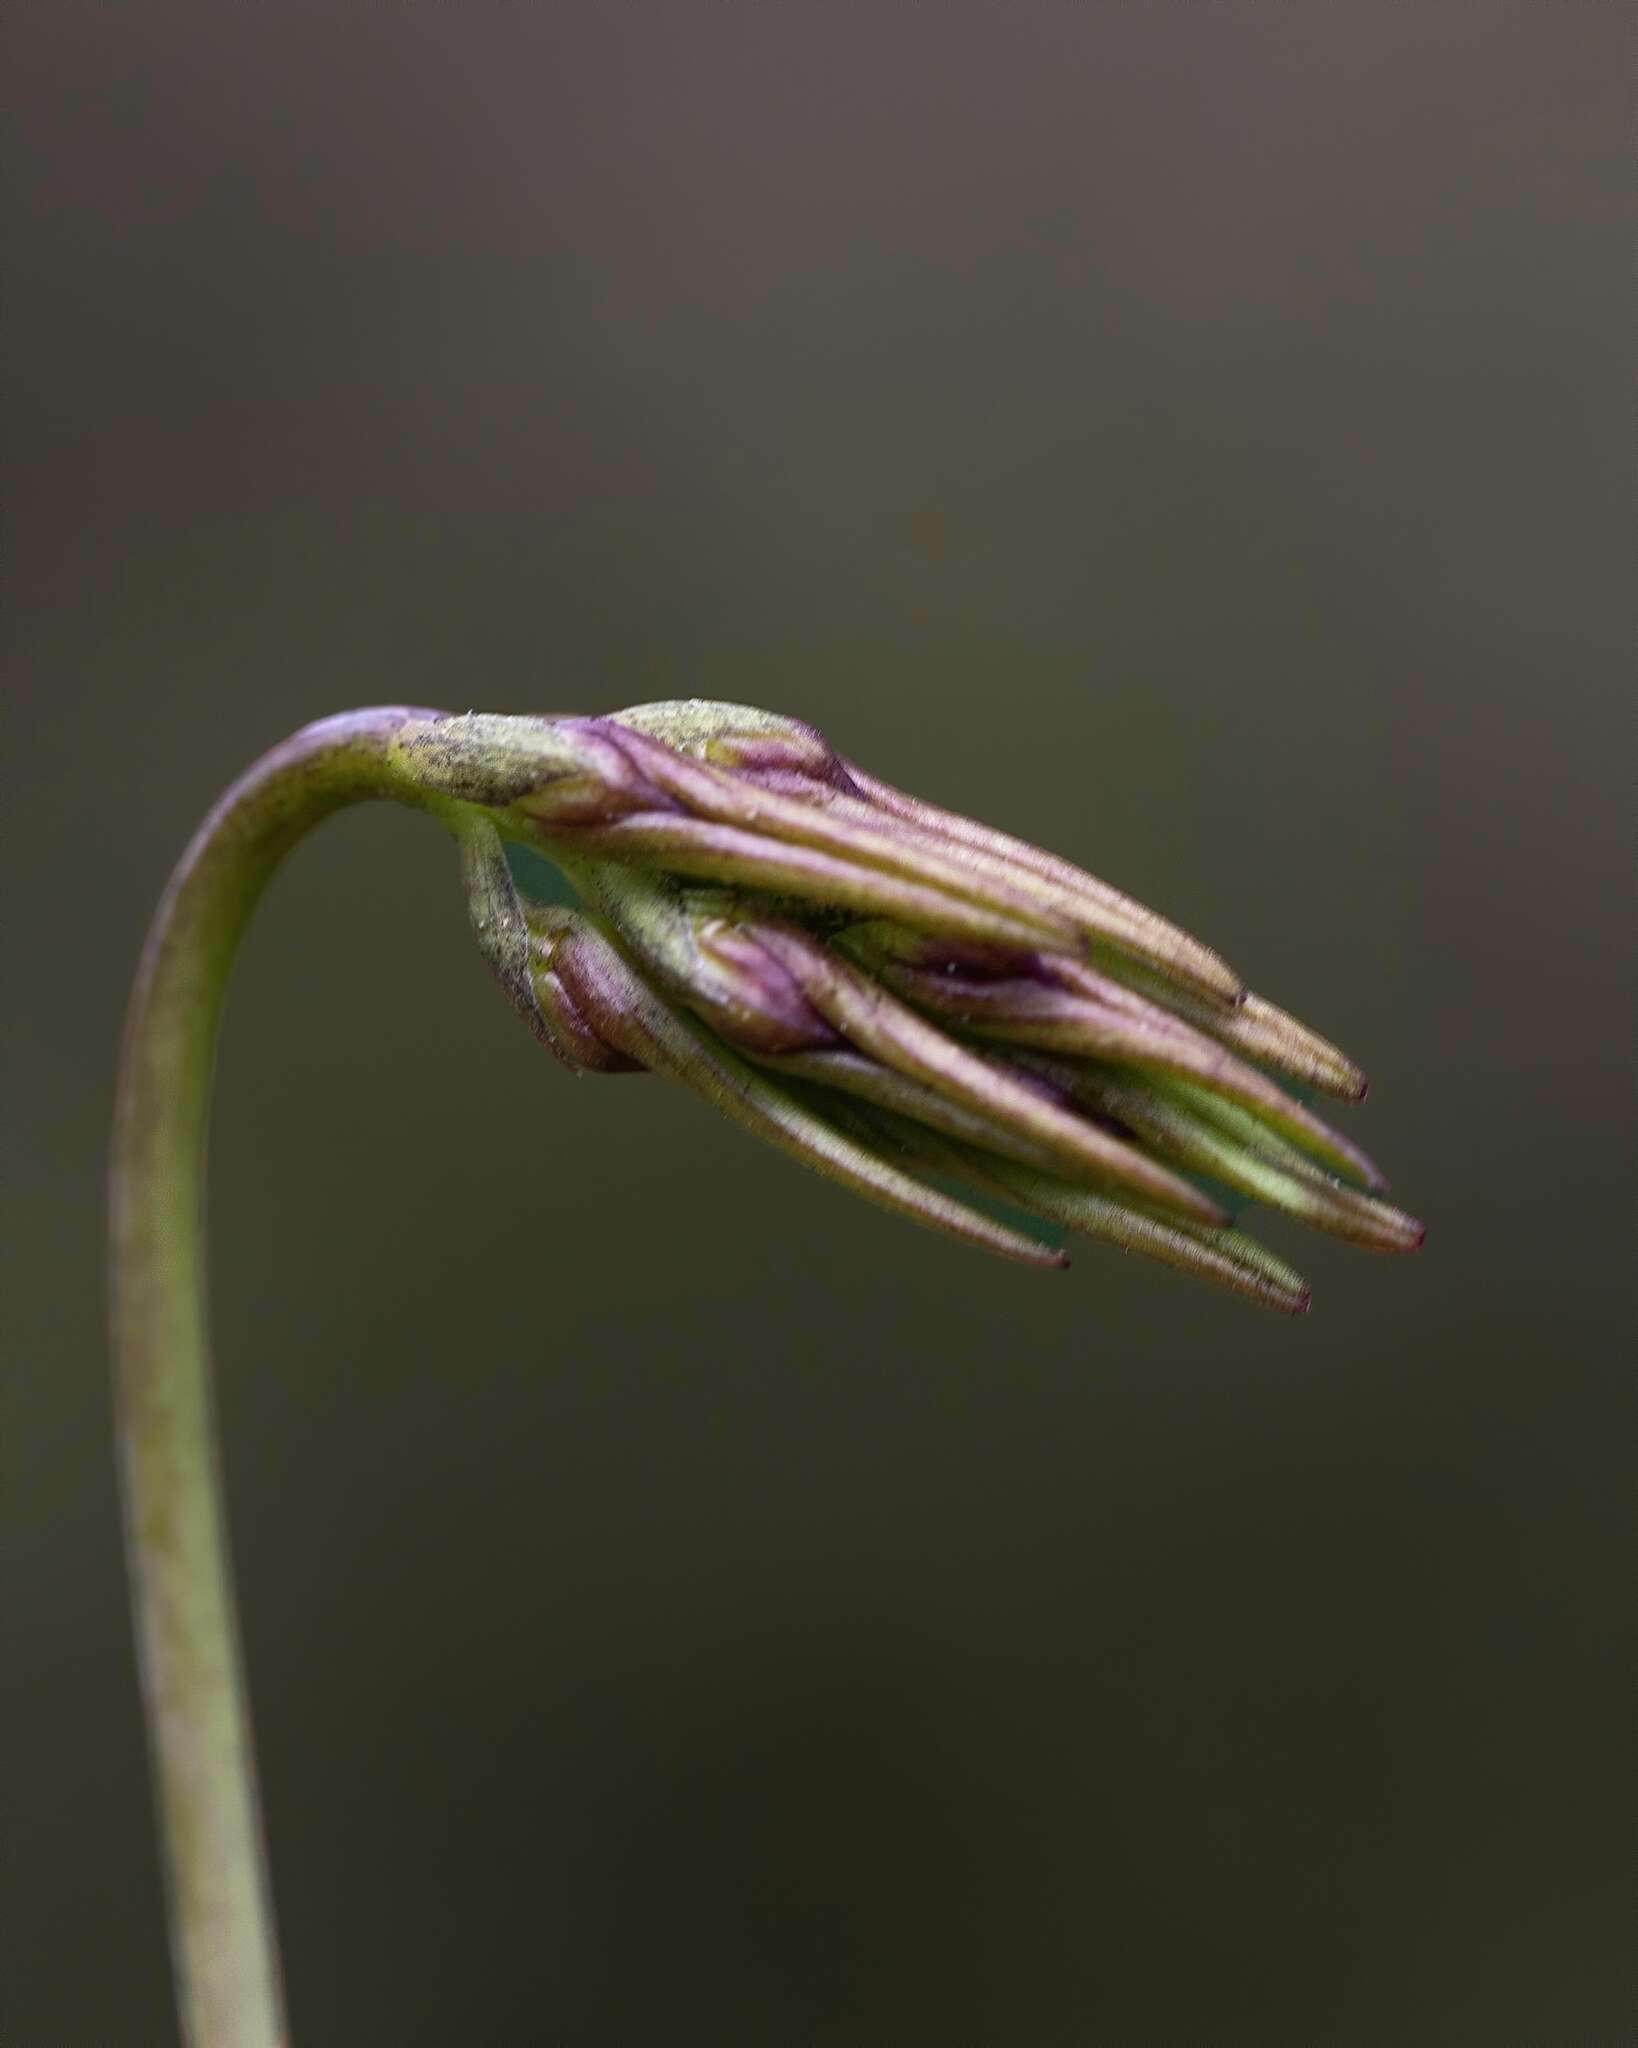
[1368,1212,1425,1253]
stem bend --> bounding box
[111,709,441,2048]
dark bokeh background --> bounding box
[4,4,1630,2042]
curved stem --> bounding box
[111,709,443,2047]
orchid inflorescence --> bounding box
[396,699,1423,1311]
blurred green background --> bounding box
[3,4,1629,2042]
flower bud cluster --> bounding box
[404,701,1421,1310]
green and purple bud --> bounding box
[392,701,1422,1310]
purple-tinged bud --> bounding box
[525,906,646,1075]
[409,696,1419,1307]
[583,865,840,1056]
[842,932,1385,1192]
[580,863,1222,1227]
[746,921,1225,1225]
[534,907,1068,1269]
[836,756,1245,1004]
[691,915,843,1055]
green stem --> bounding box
[111,709,442,2047]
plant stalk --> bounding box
[111,709,439,2047]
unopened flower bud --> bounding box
[525,905,646,1075]
[415,696,1421,1309]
